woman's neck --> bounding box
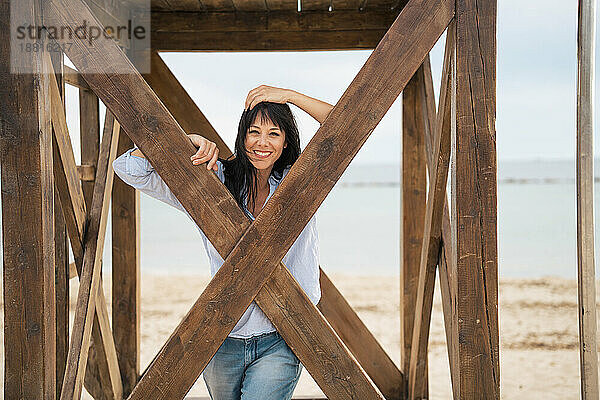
[255,168,272,191]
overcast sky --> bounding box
[65,0,595,165]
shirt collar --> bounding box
[244,175,278,219]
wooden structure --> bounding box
[0,0,499,399]
[576,0,599,399]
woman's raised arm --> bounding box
[245,85,334,124]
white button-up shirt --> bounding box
[112,147,321,338]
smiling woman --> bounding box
[113,85,333,400]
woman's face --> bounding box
[244,114,287,172]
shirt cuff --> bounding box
[126,146,155,176]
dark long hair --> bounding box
[220,101,301,217]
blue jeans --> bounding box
[203,331,303,400]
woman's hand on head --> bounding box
[188,134,219,172]
[245,85,291,111]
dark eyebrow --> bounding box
[250,125,281,131]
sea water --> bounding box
[0,159,597,278]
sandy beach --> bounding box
[1,272,592,399]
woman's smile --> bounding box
[253,150,273,159]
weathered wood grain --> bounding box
[454,0,499,397]
[112,131,141,397]
[136,0,451,395]
[150,7,403,51]
[0,1,56,397]
[77,64,120,400]
[151,0,172,11]
[51,46,70,400]
[266,0,298,10]
[331,0,362,10]
[153,30,391,51]
[231,0,267,11]
[317,269,404,399]
[420,54,459,398]
[44,0,451,398]
[78,164,96,181]
[64,66,91,90]
[576,0,599,399]
[151,10,398,32]
[49,59,123,400]
[401,62,428,398]
[132,0,452,396]
[407,23,454,400]
[199,0,235,10]
[165,0,203,10]
[300,0,330,10]
[60,113,120,400]
[256,265,384,399]
[49,53,87,265]
[143,51,231,158]
[44,2,382,398]
[79,88,100,209]
[150,67,401,397]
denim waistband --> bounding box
[228,330,279,342]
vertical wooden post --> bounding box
[401,65,427,397]
[78,76,103,399]
[51,47,70,400]
[454,0,499,398]
[79,88,100,208]
[112,131,141,396]
[0,0,56,398]
[576,0,599,398]
[109,43,142,397]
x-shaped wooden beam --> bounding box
[44,0,454,398]
[144,51,402,398]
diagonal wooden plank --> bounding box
[50,78,87,265]
[407,22,454,400]
[44,0,452,398]
[48,53,123,400]
[147,55,403,398]
[83,108,124,400]
[59,111,120,400]
[255,265,383,399]
[64,65,91,90]
[420,53,459,398]
[317,269,404,399]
